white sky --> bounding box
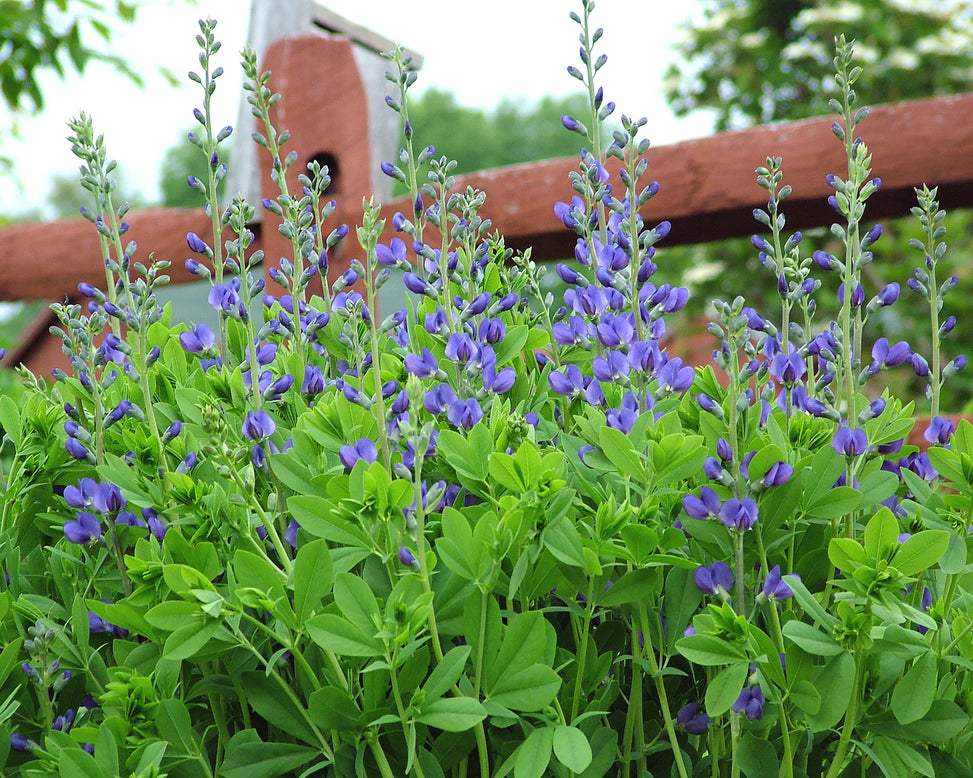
[0,0,711,218]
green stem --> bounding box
[639,603,689,778]
[730,712,742,778]
[620,621,642,776]
[824,651,865,778]
[369,737,398,778]
[569,580,596,723]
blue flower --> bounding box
[339,438,379,468]
[759,565,796,601]
[179,323,217,354]
[770,348,805,385]
[445,333,479,363]
[405,348,439,378]
[694,561,734,597]
[242,410,276,441]
[447,398,483,429]
[398,546,419,568]
[732,685,765,721]
[302,365,325,396]
[683,487,721,520]
[761,461,794,488]
[832,424,867,457]
[64,478,99,510]
[676,702,710,735]
[924,415,955,445]
[549,364,585,397]
[64,512,102,544]
[719,498,758,531]
[65,438,92,462]
[376,237,408,268]
[871,337,911,368]
[656,357,695,394]
[593,350,629,382]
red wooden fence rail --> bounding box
[2,28,973,383]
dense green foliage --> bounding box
[1,5,973,778]
[664,0,973,130]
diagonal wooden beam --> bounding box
[0,208,214,302]
[378,91,973,256]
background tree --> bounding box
[400,88,591,182]
[659,0,973,409]
[664,0,973,130]
[0,1,153,172]
[158,129,228,208]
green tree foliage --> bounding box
[402,88,590,178]
[664,0,973,130]
[45,169,140,220]
[657,2,973,409]
[0,1,149,171]
[158,129,228,208]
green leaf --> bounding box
[155,700,206,769]
[437,426,492,483]
[488,664,561,711]
[676,634,748,666]
[416,697,487,731]
[891,651,938,725]
[866,736,934,778]
[926,447,969,487]
[808,485,862,520]
[940,532,967,575]
[292,539,334,622]
[858,469,900,510]
[874,624,930,660]
[0,639,24,688]
[904,700,969,742]
[59,748,106,778]
[306,614,383,657]
[489,450,526,492]
[801,446,848,507]
[438,507,486,581]
[864,507,901,561]
[789,680,821,715]
[242,672,319,745]
[332,572,381,635]
[599,568,658,607]
[219,731,319,778]
[748,625,786,688]
[490,612,552,687]
[0,394,22,444]
[829,537,867,572]
[515,727,554,778]
[287,494,370,547]
[782,621,844,656]
[620,524,659,564]
[492,324,530,366]
[421,645,470,703]
[269,449,315,493]
[163,620,221,661]
[308,686,361,732]
[598,426,646,481]
[553,725,592,773]
[705,662,748,716]
[145,600,202,632]
[542,515,586,568]
[894,531,951,577]
[785,574,838,630]
[576,726,617,778]
[93,725,119,778]
[737,732,780,778]
[806,652,854,732]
